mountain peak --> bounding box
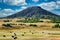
[3,6,60,18]
[26,6,42,11]
[28,6,42,8]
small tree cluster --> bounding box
[3,20,10,22]
[16,18,40,23]
[29,24,37,27]
[53,23,60,28]
[2,24,12,28]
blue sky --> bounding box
[0,0,60,17]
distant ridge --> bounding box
[2,6,60,19]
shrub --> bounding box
[22,34,24,36]
[32,33,34,34]
[10,23,17,25]
[3,20,10,22]
[14,37,17,40]
[24,32,26,34]
[29,24,37,27]
[42,32,44,33]
[12,36,14,38]
[53,23,60,28]
[3,35,6,37]
[40,21,44,22]
[19,24,26,25]
[2,24,12,28]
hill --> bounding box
[2,6,60,19]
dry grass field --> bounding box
[0,28,60,40]
[0,19,60,40]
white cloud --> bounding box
[37,1,60,10]
[21,6,27,9]
[15,6,27,13]
[4,0,27,6]
[0,9,15,17]
[3,9,14,13]
[57,1,60,4]
[56,1,60,9]
[32,0,39,2]
[0,6,27,17]
[38,2,56,10]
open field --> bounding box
[0,28,60,40]
[0,25,60,40]
[0,19,60,40]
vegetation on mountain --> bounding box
[16,18,40,23]
[50,17,60,23]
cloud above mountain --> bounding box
[0,6,27,17]
[4,0,27,6]
[0,9,15,17]
[39,2,56,10]
[38,1,60,10]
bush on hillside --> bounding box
[2,24,12,28]
[29,24,37,27]
[53,23,60,28]
[3,20,10,22]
